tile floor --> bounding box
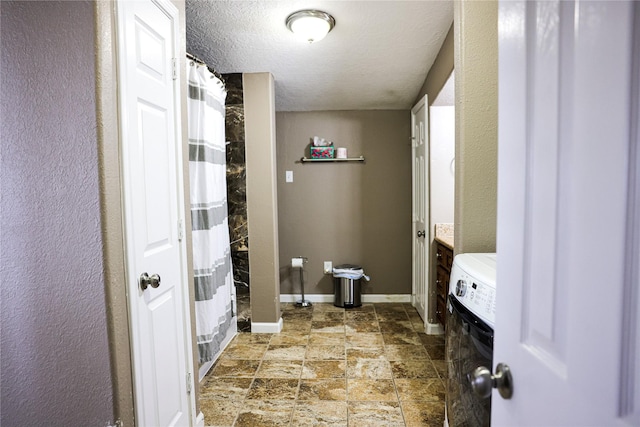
[199,302,446,427]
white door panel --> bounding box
[139,105,172,245]
[117,0,194,425]
[495,1,639,425]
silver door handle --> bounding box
[468,363,513,399]
[140,272,161,290]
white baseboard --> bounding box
[195,411,205,427]
[280,294,411,303]
[251,317,283,333]
[425,322,445,335]
[280,294,333,303]
[365,294,412,303]
[444,402,449,427]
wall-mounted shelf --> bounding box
[301,156,365,163]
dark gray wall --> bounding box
[1,2,115,425]
[276,111,412,296]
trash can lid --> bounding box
[333,265,370,282]
[334,264,361,270]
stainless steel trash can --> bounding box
[333,264,363,308]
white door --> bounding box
[411,96,429,324]
[494,1,639,425]
[116,1,194,426]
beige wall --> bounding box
[415,24,454,107]
[453,0,498,254]
[276,111,412,296]
[243,73,282,324]
[95,2,135,424]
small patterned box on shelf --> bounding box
[310,146,334,159]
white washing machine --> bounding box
[445,253,497,427]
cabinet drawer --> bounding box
[444,247,454,270]
[436,243,453,271]
[436,295,446,325]
[436,265,449,296]
[434,241,453,327]
[435,246,445,268]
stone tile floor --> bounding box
[200,302,446,426]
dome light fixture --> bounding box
[286,10,336,43]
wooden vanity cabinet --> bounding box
[435,242,454,326]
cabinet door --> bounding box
[435,266,448,325]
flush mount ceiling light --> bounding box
[286,10,336,43]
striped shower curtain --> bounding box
[186,61,235,371]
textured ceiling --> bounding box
[186,1,453,112]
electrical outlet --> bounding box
[323,261,332,274]
[286,170,293,183]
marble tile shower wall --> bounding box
[224,73,250,328]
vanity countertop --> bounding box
[434,223,454,250]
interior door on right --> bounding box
[494,1,639,425]
[411,95,429,325]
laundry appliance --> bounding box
[445,253,497,427]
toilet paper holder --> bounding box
[292,257,311,307]
[291,256,308,268]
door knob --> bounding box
[140,272,161,290]
[417,230,426,238]
[468,363,513,399]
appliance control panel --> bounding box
[449,253,497,328]
[452,277,496,328]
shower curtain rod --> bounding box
[186,52,226,86]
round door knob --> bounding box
[468,363,513,400]
[417,230,426,238]
[468,366,493,398]
[140,272,161,290]
[149,273,161,288]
